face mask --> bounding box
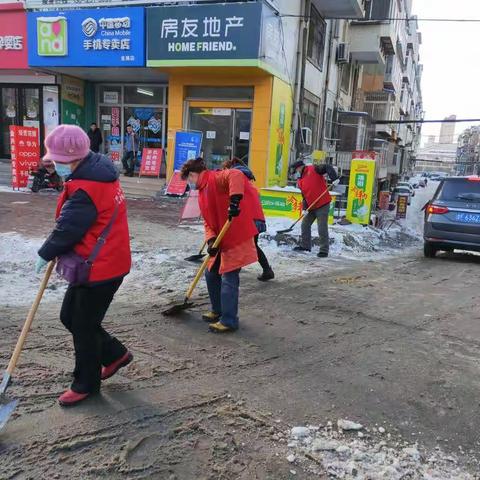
[188,182,197,190]
[293,171,301,180]
[55,163,71,177]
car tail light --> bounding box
[427,204,449,215]
[467,176,480,182]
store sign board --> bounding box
[139,148,163,177]
[9,126,40,189]
[147,2,262,66]
[0,7,28,69]
[260,189,303,220]
[27,7,145,67]
[396,194,409,219]
[173,131,203,171]
[267,77,293,187]
[346,154,377,225]
[166,171,188,196]
[25,0,213,8]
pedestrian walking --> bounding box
[290,160,339,258]
[122,125,138,177]
[35,125,132,407]
[222,158,274,281]
[181,157,258,333]
[87,122,102,153]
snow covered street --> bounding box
[1,187,480,479]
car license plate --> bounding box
[455,212,480,224]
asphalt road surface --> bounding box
[0,191,479,478]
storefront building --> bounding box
[0,3,59,160]
[23,0,295,187]
[146,1,294,187]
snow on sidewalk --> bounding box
[284,421,478,479]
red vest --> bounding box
[297,165,331,210]
[198,170,257,251]
[247,181,265,222]
[56,179,131,283]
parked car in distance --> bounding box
[397,181,415,197]
[392,186,412,205]
[424,176,480,257]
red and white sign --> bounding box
[166,171,188,196]
[9,126,40,188]
[352,150,376,161]
[139,148,163,177]
[0,4,28,69]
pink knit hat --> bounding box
[43,125,90,164]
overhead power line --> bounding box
[374,118,480,125]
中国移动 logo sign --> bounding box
[37,16,67,56]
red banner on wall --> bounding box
[9,126,40,188]
[0,4,28,69]
[139,148,163,177]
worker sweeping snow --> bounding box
[180,158,258,333]
[290,160,339,258]
[36,125,133,407]
[222,158,274,282]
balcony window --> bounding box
[301,91,320,150]
[307,6,326,69]
[341,63,352,93]
[364,0,392,20]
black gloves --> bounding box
[207,238,219,256]
[228,194,242,218]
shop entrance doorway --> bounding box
[188,105,252,170]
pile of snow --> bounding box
[285,420,477,479]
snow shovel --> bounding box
[0,260,55,433]
[276,185,334,234]
[184,240,207,263]
[163,219,231,316]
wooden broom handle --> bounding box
[6,260,55,375]
[185,219,232,300]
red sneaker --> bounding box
[101,351,133,381]
[58,389,90,407]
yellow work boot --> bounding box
[202,311,220,323]
[208,322,237,333]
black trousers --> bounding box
[121,151,136,174]
[254,235,271,272]
[60,278,127,394]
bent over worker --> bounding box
[181,158,258,333]
[291,160,339,258]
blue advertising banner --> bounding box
[147,2,262,66]
[174,131,203,171]
[27,7,145,67]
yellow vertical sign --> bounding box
[346,157,376,225]
[267,77,293,187]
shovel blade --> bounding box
[162,300,194,316]
[0,398,18,433]
[276,227,294,234]
[184,254,206,263]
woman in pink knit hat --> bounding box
[36,124,133,407]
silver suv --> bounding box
[424,176,480,257]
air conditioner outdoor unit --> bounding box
[337,43,350,64]
[301,127,313,146]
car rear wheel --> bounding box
[424,242,437,258]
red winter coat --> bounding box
[297,165,331,210]
[56,179,131,283]
[198,169,258,274]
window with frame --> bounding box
[364,0,392,20]
[307,6,326,69]
[301,92,320,149]
[340,63,352,93]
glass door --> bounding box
[188,106,252,170]
[1,88,19,158]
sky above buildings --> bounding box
[412,0,480,144]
